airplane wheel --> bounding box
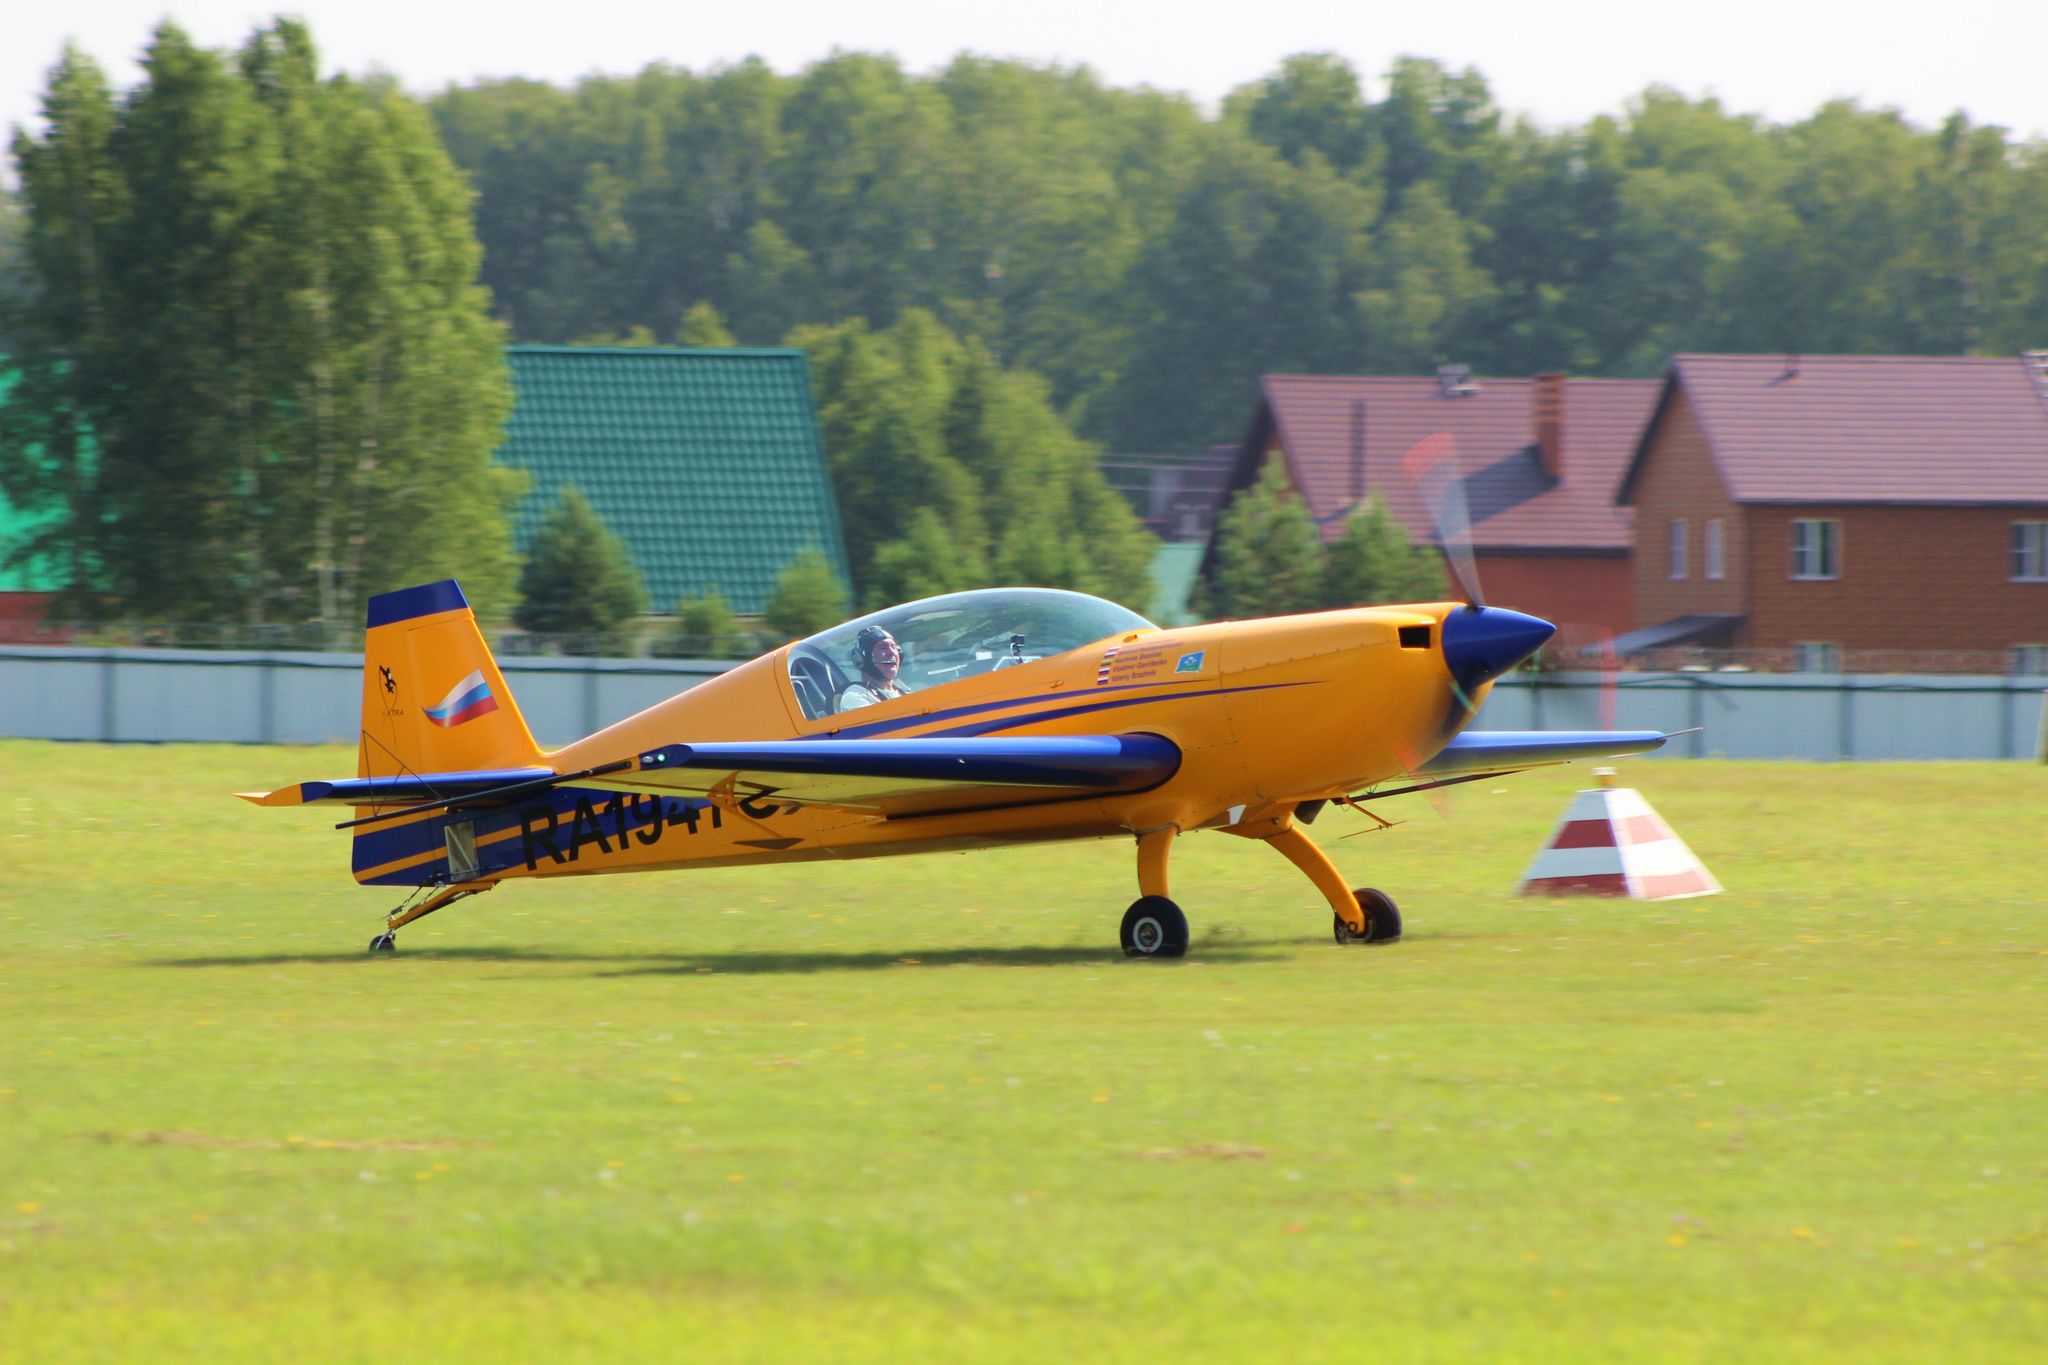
[1121,896,1188,959]
[1334,888,1402,946]
[368,932,397,954]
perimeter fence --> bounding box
[2,645,2042,759]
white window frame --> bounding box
[1705,518,1725,581]
[1790,519,1840,581]
[2013,522,2048,582]
[1667,519,1688,580]
[1793,641,1839,673]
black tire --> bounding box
[1120,896,1189,959]
[1334,888,1402,946]
[368,933,397,954]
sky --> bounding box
[5,0,2044,159]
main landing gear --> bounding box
[365,881,494,955]
[1120,896,1189,959]
[1332,888,1403,945]
[1122,817,1404,958]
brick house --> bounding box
[1616,354,2048,672]
[1205,370,1661,643]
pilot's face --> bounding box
[869,633,901,679]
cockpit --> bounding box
[784,588,1157,721]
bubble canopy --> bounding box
[784,588,1157,720]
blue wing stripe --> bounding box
[640,734,1180,791]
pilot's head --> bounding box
[854,625,902,683]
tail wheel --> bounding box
[1121,896,1189,959]
[1334,888,1402,945]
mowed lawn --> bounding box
[2,740,2044,1362]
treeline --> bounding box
[12,29,2048,632]
[0,23,1154,632]
[431,53,2048,454]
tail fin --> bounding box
[358,581,545,781]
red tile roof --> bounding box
[1624,354,2048,505]
[1255,374,1660,551]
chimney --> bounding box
[1350,398,1366,505]
[1534,371,1565,481]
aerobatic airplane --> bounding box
[241,575,1668,957]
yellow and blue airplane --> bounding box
[241,580,1668,956]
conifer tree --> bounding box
[658,587,745,657]
[1320,495,1447,607]
[762,547,850,639]
[514,487,647,648]
[1197,454,1324,619]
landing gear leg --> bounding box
[366,881,495,955]
[1122,826,1189,959]
[1262,824,1402,946]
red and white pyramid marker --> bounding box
[1517,769,1720,900]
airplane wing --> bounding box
[241,734,1181,830]
[237,768,554,807]
[583,734,1183,818]
[1420,730,1672,774]
[1356,730,1676,801]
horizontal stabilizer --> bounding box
[587,734,1183,817]
[1419,730,1671,775]
[238,768,554,808]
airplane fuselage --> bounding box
[346,604,1483,890]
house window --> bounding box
[1705,518,1725,580]
[1667,519,1688,579]
[1793,642,1839,673]
[2013,645,2048,675]
[1790,519,1840,580]
[2013,522,2048,581]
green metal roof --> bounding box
[1148,542,1205,626]
[0,366,65,594]
[497,346,850,615]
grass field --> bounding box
[2,740,2045,1361]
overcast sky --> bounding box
[5,1,2040,160]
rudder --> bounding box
[358,580,545,782]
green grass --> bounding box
[3,740,2045,1361]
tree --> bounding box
[866,507,986,608]
[1320,496,1446,607]
[658,587,745,657]
[1197,454,1324,620]
[794,310,1154,610]
[1224,52,1374,177]
[676,300,736,347]
[762,547,850,639]
[2,20,519,628]
[514,486,647,647]
[1355,182,1495,371]
[1105,133,1378,452]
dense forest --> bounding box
[429,51,2048,453]
[9,30,2048,630]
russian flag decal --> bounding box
[425,669,499,728]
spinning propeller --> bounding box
[1399,431,1552,735]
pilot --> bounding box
[838,625,913,711]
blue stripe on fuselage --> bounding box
[809,680,1306,741]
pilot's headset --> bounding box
[853,625,900,677]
